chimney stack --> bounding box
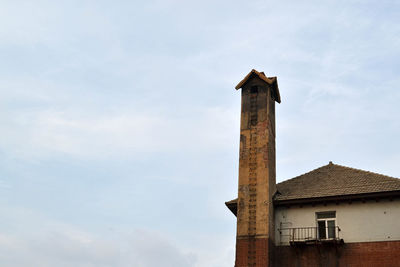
[234,69,280,267]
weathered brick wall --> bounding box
[275,241,400,267]
[235,238,270,267]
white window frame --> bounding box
[316,211,337,240]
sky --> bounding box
[0,0,400,266]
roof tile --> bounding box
[275,163,400,201]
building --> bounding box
[226,69,400,267]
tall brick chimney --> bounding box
[234,69,281,267]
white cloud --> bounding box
[0,205,198,267]
[0,101,239,160]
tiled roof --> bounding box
[225,162,400,214]
[275,162,400,201]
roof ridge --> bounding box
[331,163,399,181]
[277,163,331,185]
[277,162,399,186]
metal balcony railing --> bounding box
[280,226,341,243]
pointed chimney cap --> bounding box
[235,69,281,103]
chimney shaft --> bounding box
[235,70,279,267]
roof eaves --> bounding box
[225,199,237,216]
[273,190,400,206]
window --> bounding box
[250,86,258,94]
[316,211,336,239]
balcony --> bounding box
[279,226,343,246]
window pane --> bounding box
[318,221,326,239]
[316,211,336,219]
[328,220,336,238]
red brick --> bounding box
[235,238,273,267]
[275,240,400,267]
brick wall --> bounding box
[235,238,272,267]
[275,240,400,267]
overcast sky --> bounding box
[0,0,399,266]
